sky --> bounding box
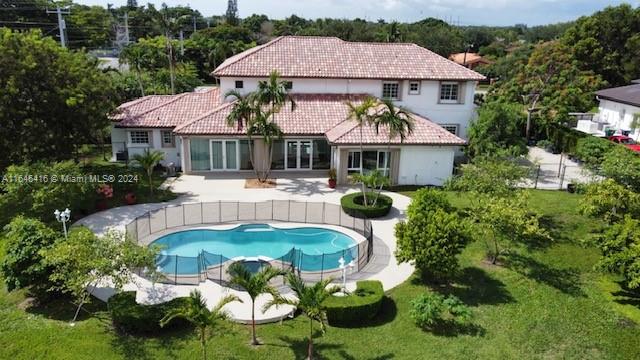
[75,0,640,26]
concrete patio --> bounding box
[77,175,414,323]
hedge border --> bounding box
[341,192,393,219]
[324,280,384,326]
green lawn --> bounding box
[1,190,639,359]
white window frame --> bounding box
[441,124,459,135]
[439,82,460,104]
[347,150,390,175]
[129,130,149,145]
[347,150,361,173]
[209,139,239,171]
[382,82,400,100]
[285,139,313,170]
[161,130,175,148]
[408,81,421,95]
[377,151,390,176]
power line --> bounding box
[45,6,69,48]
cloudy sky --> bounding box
[76,0,639,26]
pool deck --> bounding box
[78,176,414,324]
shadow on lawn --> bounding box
[611,282,640,309]
[25,293,110,323]
[277,331,394,360]
[424,267,515,306]
[503,253,585,297]
[423,321,486,338]
[109,326,193,360]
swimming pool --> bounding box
[152,224,359,274]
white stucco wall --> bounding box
[397,146,456,186]
[219,77,477,139]
[598,99,640,139]
[110,126,182,168]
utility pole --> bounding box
[179,30,184,56]
[46,7,70,48]
[124,12,130,45]
[193,15,197,32]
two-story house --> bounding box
[111,36,484,186]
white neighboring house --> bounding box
[110,36,485,186]
[576,80,640,138]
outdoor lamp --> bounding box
[54,208,71,239]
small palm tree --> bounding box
[131,148,164,196]
[160,290,241,360]
[350,170,390,206]
[373,99,414,193]
[227,262,285,345]
[249,108,283,181]
[265,273,340,360]
[345,96,378,204]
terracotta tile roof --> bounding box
[449,52,491,66]
[213,36,485,81]
[111,88,221,128]
[174,93,466,146]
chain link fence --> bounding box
[125,201,374,285]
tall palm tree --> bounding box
[160,290,241,360]
[131,148,164,196]
[249,108,283,181]
[265,273,340,360]
[345,96,378,204]
[227,262,285,345]
[373,98,415,182]
[255,70,296,181]
[226,90,259,176]
[119,45,149,97]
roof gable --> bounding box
[213,36,485,81]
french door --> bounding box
[210,140,238,171]
[285,140,312,170]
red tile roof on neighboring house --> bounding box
[448,52,491,66]
[213,36,485,81]
[174,93,466,146]
[111,88,221,128]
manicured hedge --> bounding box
[324,280,384,326]
[341,192,393,219]
[108,291,190,334]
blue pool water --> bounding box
[152,224,358,274]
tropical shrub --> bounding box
[446,158,531,198]
[410,292,472,329]
[596,216,640,290]
[395,188,471,281]
[0,217,60,293]
[580,179,640,224]
[323,281,384,326]
[108,291,191,334]
[574,136,614,169]
[601,146,640,193]
[467,102,527,158]
[341,192,393,218]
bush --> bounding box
[323,281,384,326]
[410,292,472,329]
[0,217,60,293]
[574,136,614,169]
[341,192,393,218]
[108,291,191,334]
[601,146,640,192]
[536,139,554,152]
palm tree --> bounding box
[265,273,340,360]
[131,148,164,196]
[255,70,296,181]
[119,45,149,97]
[226,90,259,176]
[373,99,415,198]
[345,96,378,204]
[227,262,285,345]
[249,108,283,182]
[160,290,241,360]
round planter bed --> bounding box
[341,192,393,219]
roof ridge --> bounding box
[212,36,286,76]
[413,44,485,79]
[125,92,190,120]
[174,101,236,132]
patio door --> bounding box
[210,140,238,171]
[285,140,312,170]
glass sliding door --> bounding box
[312,139,331,170]
[362,150,378,173]
[226,141,237,170]
[300,141,311,169]
[239,140,253,170]
[208,140,238,171]
[286,141,298,169]
[271,140,284,170]
[190,139,211,171]
[210,141,224,170]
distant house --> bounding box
[110,36,485,186]
[448,52,491,70]
[574,81,640,138]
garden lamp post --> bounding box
[54,208,71,239]
[338,256,356,293]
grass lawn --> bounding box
[1,190,639,359]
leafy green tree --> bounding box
[131,149,165,196]
[467,102,528,158]
[410,292,472,330]
[574,136,614,169]
[0,29,120,169]
[227,262,284,345]
[43,228,158,323]
[345,96,378,203]
[67,4,114,49]
[580,179,640,224]
[160,290,241,360]
[601,146,640,193]
[595,215,640,290]
[0,217,59,294]
[446,158,531,198]
[266,273,340,360]
[395,189,472,281]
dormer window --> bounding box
[235,80,244,89]
[382,82,400,100]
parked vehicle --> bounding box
[607,135,640,153]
